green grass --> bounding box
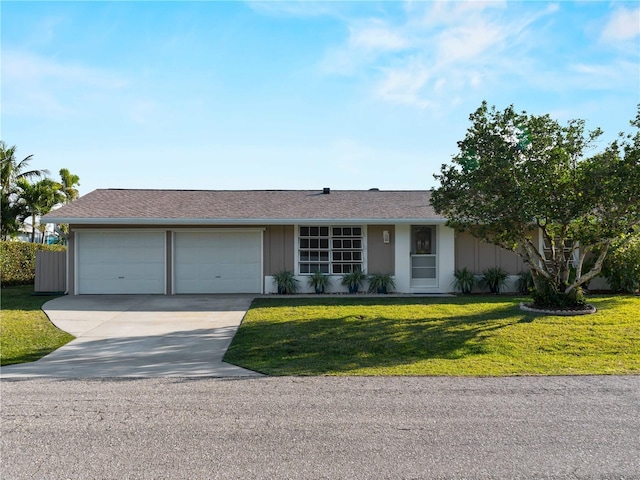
[0,285,74,366]
[224,295,640,376]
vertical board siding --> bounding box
[455,231,526,275]
[367,225,395,274]
[264,225,294,275]
[35,251,67,293]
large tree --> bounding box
[431,103,640,307]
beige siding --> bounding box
[455,231,526,275]
[34,251,67,293]
[264,225,294,275]
[367,225,395,274]
[455,232,476,273]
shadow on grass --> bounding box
[250,296,526,309]
[1,348,63,366]
[586,294,639,309]
[225,300,529,375]
[1,285,62,311]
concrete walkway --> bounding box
[0,295,262,378]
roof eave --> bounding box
[44,217,448,226]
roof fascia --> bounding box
[47,217,448,225]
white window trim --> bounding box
[295,224,367,276]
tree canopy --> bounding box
[1,142,80,242]
[16,178,65,243]
[431,102,640,307]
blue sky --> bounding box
[2,1,639,196]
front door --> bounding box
[410,225,437,287]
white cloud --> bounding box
[601,7,640,42]
[350,20,408,51]
[2,49,127,118]
[319,1,562,109]
[4,50,126,89]
[436,20,505,63]
[246,1,345,19]
[320,19,408,75]
[375,60,432,108]
[417,0,507,28]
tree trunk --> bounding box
[31,214,36,243]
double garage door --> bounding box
[76,231,262,294]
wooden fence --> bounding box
[35,251,67,293]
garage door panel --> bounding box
[174,231,262,294]
[77,231,165,294]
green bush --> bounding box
[516,270,534,294]
[272,270,299,294]
[479,267,508,294]
[0,241,66,286]
[367,272,395,294]
[601,234,640,293]
[452,267,476,294]
[531,278,586,309]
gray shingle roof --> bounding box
[42,189,444,224]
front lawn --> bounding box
[224,295,640,376]
[0,285,74,366]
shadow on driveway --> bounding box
[1,295,262,378]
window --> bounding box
[299,226,363,274]
[543,237,576,267]
[412,226,436,254]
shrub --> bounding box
[0,241,66,286]
[479,267,509,294]
[341,269,367,293]
[367,272,395,294]
[452,267,476,294]
[272,270,299,294]
[307,270,331,294]
[531,278,586,309]
[516,270,534,294]
[601,234,640,293]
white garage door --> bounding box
[77,231,166,294]
[174,231,262,294]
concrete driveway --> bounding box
[0,295,262,378]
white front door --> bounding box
[173,231,262,294]
[77,231,166,294]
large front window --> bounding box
[299,226,363,274]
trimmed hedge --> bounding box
[0,241,66,286]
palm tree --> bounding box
[1,142,49,239]
[1,194,25,240]
[16,178,64,243]
[0,141,48,194]
[56,169,80,242]
[59,168,80,204]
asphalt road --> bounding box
[2,376,639,479]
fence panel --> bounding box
[35,251,67,293]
